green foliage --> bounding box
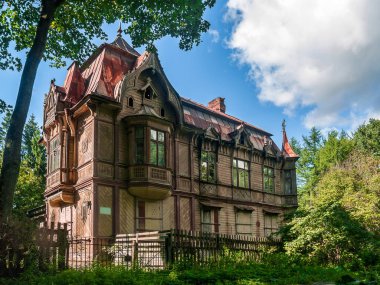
[314,130,353,175]
[0,254,376,285]
[292,128,354,206]
[354,118,380,156]
[284,119,380,269]
[0,0,215,70]
[0,216,39,276]
[283,151,380,268]
[0,104,13,152]
[0,105,45,217]
[22,115,46,177]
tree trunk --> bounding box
[0,1,59,223]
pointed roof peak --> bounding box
[111,23,140,57]
[282,119,286,132]
[117,22,122,38]
[282,119,299,159]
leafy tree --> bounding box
[0,105,13,153]
[0,99,7,114]
[284,151,380,267]
[0,108,45,217]
[0,0,215,222]
[13,160,45,218]
[292,127,323,205]
[22,115,46,177]
[314,130,354,176]
[354,119,380,156]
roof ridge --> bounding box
[181,97,271,136]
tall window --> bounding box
[201,208,219,233]
[150,129,165,166]
[236,210,252,235]
[284,170,292,194]
[263,166,275,192]
[135,127,144,164]
[233,159,249,188]
[201,151,216,182]
[49,135,60,172]
[264,213,278,237]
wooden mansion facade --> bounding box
[42,32,298,238]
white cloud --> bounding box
[208,29,220,43]
[226,0,380,130]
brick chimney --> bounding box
[208,97,226,113]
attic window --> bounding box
[160,108,165,117]
[145,86,154,100]
[128,97,134,107]
[239,135,245,145]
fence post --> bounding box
[132,233,139,269]
[57,223,67,270]
[164,230,173,268]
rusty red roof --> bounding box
[181,97,281,153]
[181,97,272,136]
[50,35,290,157]
[282,128,299,158]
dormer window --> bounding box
[128,97,134,107]
[239,135,245,145]
[145,86,154,100]
[160,108,165,117]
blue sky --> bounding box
[2,0,379,146]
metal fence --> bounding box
[66,230,282,270]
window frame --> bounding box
[49,135,60,173]
[135,126,145,164]
[264,213,278,237]
[263,166,275,193]
[201,207,220,233]
[149,129,166,167]
[200,151,216,183]
[235,210,252,235]
[144,86,154,100]
[135,200,163,232]
[232,158,249,189]
[284,170,293,194]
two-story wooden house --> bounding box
[42,31,298,238]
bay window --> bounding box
[150,129,165,167]
[135,127,145,164]
[135,127,166,167]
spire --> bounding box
[282,119,286,133]
[111,22,140,57]
[117,22,122,38]
[281,119,299,158]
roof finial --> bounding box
[282,119,286,132]
[117,22,122,38]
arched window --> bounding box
[128,97,134,107]
[160,108,165,117]
[145,86,154,100]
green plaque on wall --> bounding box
[100,206,111,215]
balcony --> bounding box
[283,195,298,206]
[127,165,172,200]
